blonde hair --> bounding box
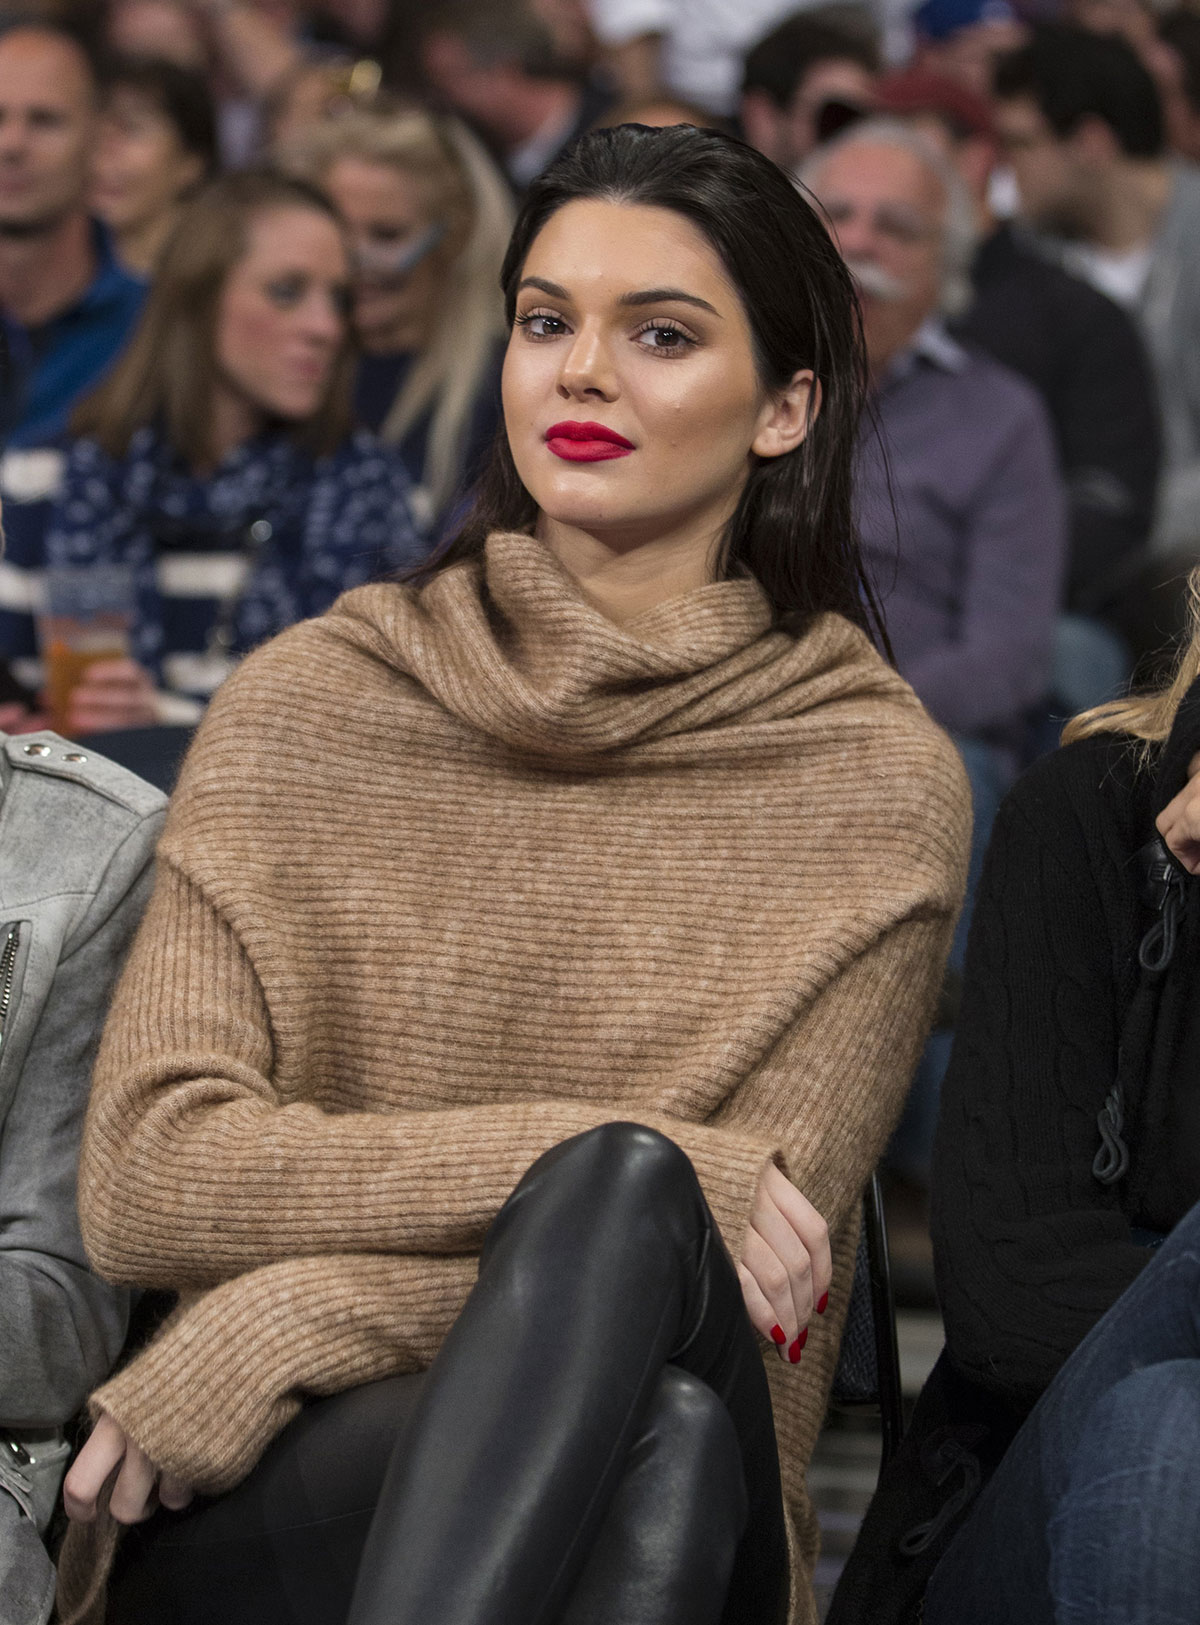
[1062,568,1200,754]
[283,106,514,516]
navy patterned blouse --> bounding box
[44,425,428,716]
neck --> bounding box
[116,209,178,278]
[1088,158,1171,251]
[537,512,726,626]
[0,209,95,326]
[204,383,265,473]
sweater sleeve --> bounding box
[79,859,787,1291]
[932,772,1150,1406]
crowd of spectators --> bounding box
[2,0,1200,1616]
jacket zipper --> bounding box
[0,922,20,1051]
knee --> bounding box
[642,1367,748,1535]
[527,1122,698,1208]
[1078,1359,1200,1472]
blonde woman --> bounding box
[831,574,1200,1625]
[283,106,514,524]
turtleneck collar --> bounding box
[325,530,896,762]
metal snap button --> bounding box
[249,519,273,543]
[22,742,51,756]
[63,752,87,763]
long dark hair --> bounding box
[415,122,885,649]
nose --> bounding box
[299,288,345,347]
[556,319,618,402]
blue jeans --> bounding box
[925,1199,1200,1624]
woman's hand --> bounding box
[738,1160,832,1365]
[64,658,159,735]
[1157,749,1200,874]
[63,1411,193,1525]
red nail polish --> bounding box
[817,1292,829,1315]
[788,1340,803,1364]
[796,1326,808,1350]
[770,1324,786,1345]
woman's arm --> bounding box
[932,761,1151,1406]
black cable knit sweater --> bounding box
[827,680,1200,1625]
[933,676,1200,1406]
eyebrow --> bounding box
[517,276,722,317]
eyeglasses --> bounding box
[820,199,940,247]
[352,221,448,283]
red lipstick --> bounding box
[545,420,635,462]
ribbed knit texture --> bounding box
[61,531,969,1625]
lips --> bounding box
[545,420,635,462]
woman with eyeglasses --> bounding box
[41,168,423,736]
[283,106,515,525]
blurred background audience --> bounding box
[92,55,219,274]
[283,103,513,520]
[6,169,421,733]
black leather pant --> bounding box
[109,1124,790,1625]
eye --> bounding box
[513,307,570,340]
[633,320,696,355]
[265,275,307,308]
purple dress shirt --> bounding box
[856,323,1068,749]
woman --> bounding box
[45,168,423,734]
[58,125,968,1625]
[0,722,164,1625]
[282,105,514,525]
[829,582,1200,1625]
[91,56,218,276]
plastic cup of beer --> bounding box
[38,565,136,735]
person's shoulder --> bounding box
[0,731,165,905]
[952,340,1051,422]
[996,730,1149,871]
[2,731,165,822]
[802,614,972,816]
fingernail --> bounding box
[816,1292,829,1315]
[796,1326,808,1350]
[770,1324,786,1345]
[788,1340,803,1364]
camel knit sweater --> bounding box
[64,531,969,1625]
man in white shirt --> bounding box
[993,23,1200,552]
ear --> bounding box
[751,369,821,459]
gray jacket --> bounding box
[0,731,165,1624]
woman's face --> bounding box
[503,198,813,557]
[323,156,445,354]
[92,88,204,236]
[214,204,351,425]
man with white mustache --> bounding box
[803,119,1068,1185]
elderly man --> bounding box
[804,118,1067,1182]
[804,119,1066,780]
